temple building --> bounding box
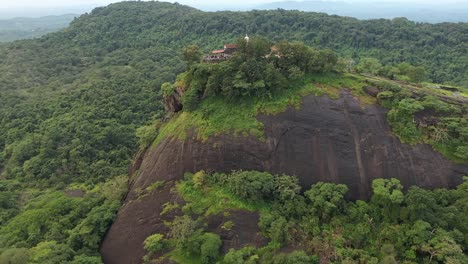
[203,43,238,63]
[203,36,249,63]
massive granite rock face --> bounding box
[101,91,467,264]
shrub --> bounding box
[170,215,198,249]
[273,175,301,202]
[136,122,160,148]
[67,201,119,251]
[200,233,222,264]
[100,175,128,202]
[227,171,275,201]
[375,80,401,92]
[143,233,167,254]
[29,241,74,264]
[0,248,30,264]
[221,247,257,264]
[287,66,305,82]
[70,255,103,264]
[454,146,468,159]
[161,82,175,97]
[304,182,348,221]
[273,251,319,264]
[386,98,424,143]
[377,91,394,101]
[372,179,404,205]
[421,96,460,114]
[182,86,201,112]
[193,170,207,189]
[355,58,382,75]
[183,45,202,67]
[407,66,425,83]
[268,216,291,244]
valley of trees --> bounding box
[143,170,468,263]
[0,1,467,263]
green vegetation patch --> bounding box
[153,97,261,145]
[0,176,127,263]
[176,171,270,216]
[154,73,365,146]
[143,170,468,264]
[146,180,166,193]
[375,83,468,163]
[167,248,203,264]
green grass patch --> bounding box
[221,220,235,230]
[255,76,342,115]
[161,202,180,216]
[153,73,366,146]
[168,249,203,264]
[134,181,167,200]
[145,181,166,193]
[153,97,263,145]
[309,72,375,103]
[176,180,269,216]
[431,142,467,164]
[310,72,365,91]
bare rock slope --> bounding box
[101,91,467,264]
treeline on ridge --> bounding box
[162,38,338,111]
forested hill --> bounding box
[0,1,467,263]
[1,1,467,90]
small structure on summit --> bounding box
[203,43,238,63]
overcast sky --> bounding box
[0,0,464,8]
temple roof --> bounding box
[224,44,238,49]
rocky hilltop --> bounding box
[101,90,467,264]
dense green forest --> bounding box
[0,1,467,263]
[255,1,468,23]
[0,14,76,42]
[142,170,468,264]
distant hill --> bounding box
[255,0,468,23]
[0,14,77,42]
[0,5,93,19]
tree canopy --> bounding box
[160,171,468,263]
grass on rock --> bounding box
[153,73,368,146]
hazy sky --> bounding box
[0,0,464,8]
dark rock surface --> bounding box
[363,85,380,97]
[101,91,467,264]
[163,87,184,112]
